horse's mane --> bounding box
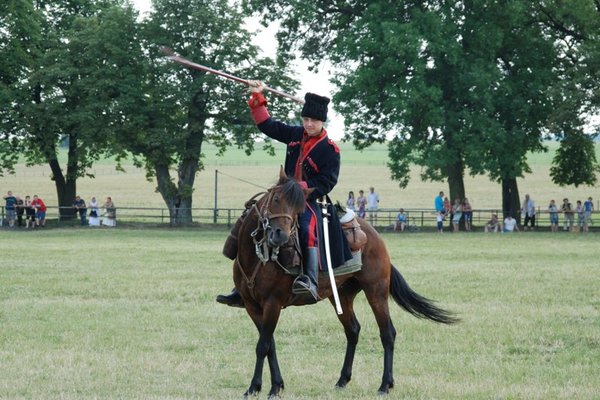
[275,175,306,214]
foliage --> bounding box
[0,0,144,210]
[111,0,299,224]
[243,0,600,200]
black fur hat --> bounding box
[301,93,330,122]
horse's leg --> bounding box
[362,278,397,394]
[244,300,285,399]
[330,278,362,389]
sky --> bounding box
[130,0,345,139]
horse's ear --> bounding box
[279,165,286,180]
[303,187,316,199]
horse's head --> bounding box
[258,168,312,248]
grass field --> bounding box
[1,228,599,399]
[2,141,599,211]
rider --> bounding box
[216,81,341,306]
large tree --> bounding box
[1,0,144,215]
[115,0,298,224]
[243,0,600,216]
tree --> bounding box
[1,1,144,215]
[243,0,600,216]
[116,0,299,225]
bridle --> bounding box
[251,188,298,263]
[236,186,300,291]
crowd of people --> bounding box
[346,187,380,219]
[2,191,117,229]
[457,193,595,234]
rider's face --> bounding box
[302,117,324,136]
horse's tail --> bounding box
[389,264,459,324]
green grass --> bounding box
[1,228,599,399]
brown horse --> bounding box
[231,172,458,398]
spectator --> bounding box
[561,198,573,231]
[462,198,473,231]
[443,197,451,219]
[548,199,559,233]
[367,186,380,213]
[576,200,585,232]
[435,191,445,215]
[72,195,87,226]
[15,196,25,227]
[356,190,367,219]
[436,211,444,233]
[31,195,47,227]
[395,208,406,232]
[503,215,519,233]
[346,191,355,211]
[484,213,500,233]
[24,196,36,229]
[452,198,462,232]
[583,196,593,232]
[88,197,101,227]
[521,194,536,231]
[3,191,18,228]
[102,196,117,227]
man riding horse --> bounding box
[217,81,343,306]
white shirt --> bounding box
[504,217,517,232]
[367,192,379,210]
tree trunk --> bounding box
[446,160,466,229]
[501,178,521,223]
[48,160,77,219]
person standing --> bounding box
[435,191,445,216]
[462,198,473,231]
[436,211,444,233]
[217,81,346,306]
[521,194,536,231]
[72,195,87,226]
[583,196,593,232]
[346,191,356,211]
[452,198,463,232]
[356,190,367,218]
[31,195,47,227]
[15,196,25,227]
[367,186,380,213]
[575,200,585,232]
[3,191,18,228]
[24,196,36,229]
[548,199,559,232]
[562,198,573,231]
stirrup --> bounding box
[292,276,319,300]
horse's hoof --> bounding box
[335,379,350,389]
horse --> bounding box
[231,170,458,398]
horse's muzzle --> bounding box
[268,226,289,248]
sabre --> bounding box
[159,47,305,104]
[318,198,343,315]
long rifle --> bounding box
[160,47,305,104]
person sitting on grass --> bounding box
[485,213,500,233]
[502,214,519,233]
[395,209,407,232]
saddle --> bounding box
[223,199,366,277]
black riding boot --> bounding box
[292,247,319,302]
[216,288,244,308]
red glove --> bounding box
[247,92,267,109]
[248,92,270,124]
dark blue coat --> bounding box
[256,118,340,202]
[257,118,351,268]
